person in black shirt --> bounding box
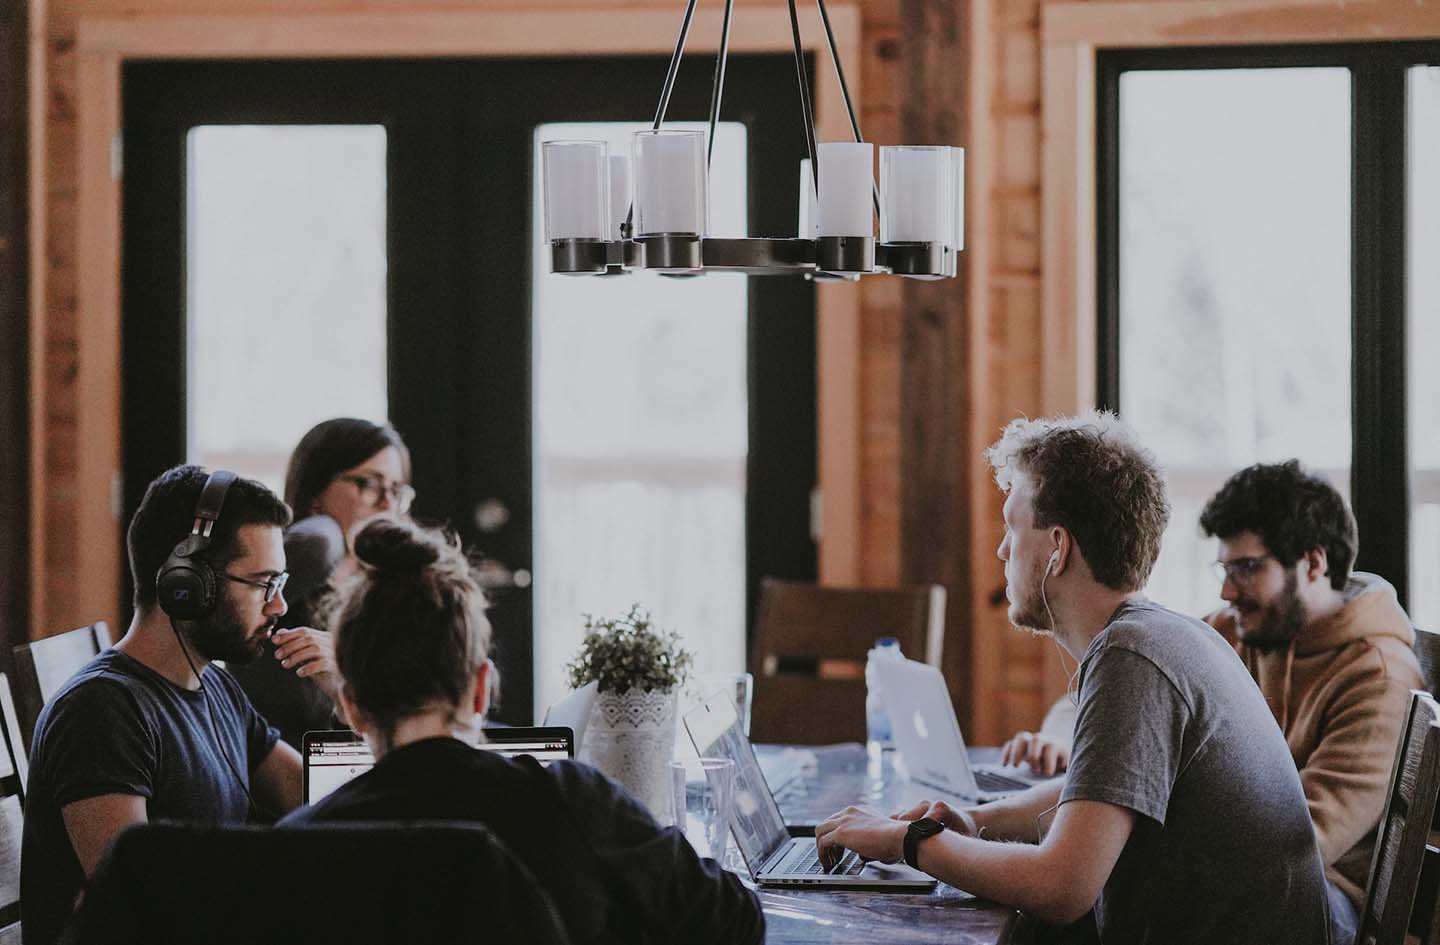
[21,466,338,945]
[279,517,764,945]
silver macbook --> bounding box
[542,680,599,752]
[874,657,1039,802]
[683,692,935,890]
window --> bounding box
[185,125,388,493]
[530,121,750,717]
[1100,45,1440,619]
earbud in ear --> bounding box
[1049,549,1060,568]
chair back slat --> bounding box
[1359,690,1440,945]
[12,622,110,749]
[0,676,25,805]
[748,578,945,744]
[1414,628,1440,699]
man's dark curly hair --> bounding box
[1199,460,1356,591]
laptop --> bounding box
[873,657,1038,802]
[542,680,599,752]
[302,726,575,806]
[683,692,935,890]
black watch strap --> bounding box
[903,816,945,869]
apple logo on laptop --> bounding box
[912,711,929,741]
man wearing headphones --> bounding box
[814,414,1329,944]
[21,465,336,945]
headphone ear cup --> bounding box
[157,545,218,620]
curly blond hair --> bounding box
[986,411,1170,592]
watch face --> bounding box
[911,816,944,838]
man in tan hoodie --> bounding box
[1200,459,1422,942]
[1003,460,1423,944]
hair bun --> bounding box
[353,518,440,573]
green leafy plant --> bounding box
[565,604,693,694]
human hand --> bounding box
[999,730,1071,776]
[271,627,339,703]
[815,806,908,871]
[893,799,979,836]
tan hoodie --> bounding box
[1209,572,1424,908]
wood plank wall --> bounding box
[1,0,31,666]
[31,0,1063,743]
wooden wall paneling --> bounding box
[896,0,990,736]
[59,3,863,634]
[1,0,30,662]
[73,49,120,635]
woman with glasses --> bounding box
[232,417,414,750]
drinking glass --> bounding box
[670,757,735,862]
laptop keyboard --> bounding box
[974,768,1031,793]
[782,844,866,876]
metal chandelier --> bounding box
[540,0,964,280]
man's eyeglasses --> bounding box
[222,571,289,604]
[338,474,416,514]
[1211,555,1275,586]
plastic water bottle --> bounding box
[865,637,904,758]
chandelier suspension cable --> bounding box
[786,0,821,193]
[706,0,736,167]
[813,0,881,216]
[624,0,701,236]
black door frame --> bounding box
[1097,42,1440,606]
[122,54,818,719]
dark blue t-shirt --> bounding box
[20,649,280,945]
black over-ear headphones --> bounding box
[156,470,237,620]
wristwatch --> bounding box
[903,816,945,870]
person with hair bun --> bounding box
[233,418,413,750]
[279,518,764,945]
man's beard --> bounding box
[1007,563,1055,637]
[1236,571,1308,651]
[190,596,274,665]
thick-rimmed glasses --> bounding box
[338,474,416,514]
[222,570,289,604]
[1212,555,1276,587]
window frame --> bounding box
[1096,41,1440,608]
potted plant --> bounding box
[566,605,693,820]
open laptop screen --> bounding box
[683,693,790,878]
[302,727,574,806]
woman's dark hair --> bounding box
[322,518,491,738]
[284,418,412,520]
[1200,460,1356,591]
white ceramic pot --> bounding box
[580,687,678,822]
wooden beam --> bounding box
[73,50,121,633]
[897,0,975,731]
[1045,0,1440,48]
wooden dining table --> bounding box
[752,744,1039,945]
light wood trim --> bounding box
[76,7,858,57]
[1045,0,1440,48]
[67,4,862,628]
[75,51,123,635]
[28,0,49,639]
[1039,0,1440,707]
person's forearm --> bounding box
[968,780,1064,842]
[913,829,1091,925]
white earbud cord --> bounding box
[1040,553,1081,707]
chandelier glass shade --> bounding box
[541,0,964,280]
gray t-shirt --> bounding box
[1062,598,1330,945]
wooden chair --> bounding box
[12,621,111,750]
[1357,690,1440,945]
[0,676,25,943]
[748,578,946,745]
[1415,627,1440,699]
